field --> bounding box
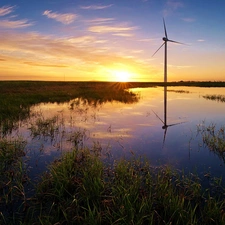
[1,81,225,224]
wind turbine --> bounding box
[151,19,186,145]
[152,18,184,83]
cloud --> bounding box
[163,0,184,16]
[43,10,77,24]
[0,30,152,79]
[67,36,96,44]
[138,38,155,42]
[88,25,136,33]
[80,4,113,10]
[85,17,115,25]
[197,39,205,42]
[0,19,33,28]
[167,0,184,10]
[112,33,134,37]
[182,18,195,22]
[23,61,68,68]
[0,5,15,16]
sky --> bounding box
[0,0,225,82]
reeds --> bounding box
[197,122,225,161]
[167,89,190,93]
[0,137,28,224]
[203,94,225,103]
[12,148,224,225]
[0,81,140,135]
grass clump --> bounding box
[29,116,60,140]
[197,122,225,161]
[0,137,28,224]
[16,148,225,225]
[203,94,225,103]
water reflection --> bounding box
[153,86,186,145]
[0,86,140,136]
[2,85,225,183]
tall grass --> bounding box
[197,122,225,161]
[203,94,225,103]
[12,147,224,225]
[0,81,140,135]
[0,137,28,224]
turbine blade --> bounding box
[152,110,164,124]
[163,18,168,38]
[167,121,186,127]
[168,39,186,45]
[152,42,165,57]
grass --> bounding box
[0,146,224,224]
[1,80,225,135]
[0,81,140,136]
[203,94,225,103]
[167,89,190,93]
[29,115,60,140]
[197,122,225,162]
[2,81,225,224]
[0,137,28,224]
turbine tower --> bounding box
[152,18,183,83]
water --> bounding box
[8,86,225,180]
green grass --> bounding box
[197,122,225,161]
[0,147,220,225]
[2,81,225,224]
[0,137,28,224]
[0,81,140,135]
[1,80,225,135]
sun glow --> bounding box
[113,70,131,82]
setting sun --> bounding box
[114,70,131,82]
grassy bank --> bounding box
[1,144,225,224]
[0,81,139,135]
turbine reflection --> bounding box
[153,86,186,146]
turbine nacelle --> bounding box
[162,37,168,42]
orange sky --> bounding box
[0,2,225,82]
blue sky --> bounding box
[0,0,225,81]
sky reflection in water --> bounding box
[19,86,225,179]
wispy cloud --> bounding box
[113,33,134,37]
[80,4,113,10]
[138,38,155,42]
[0,5,33,29]
[182,18,195,22]
[163,0,184,16]
[88,25,136,33]
[197,39,205,42]
[85,17,115,25]
[23,61,68,68]
[0,31,152,79]
[0,5,15,16]
[167,0,184,10]
[43,10,77,24]
[0,19,33,28]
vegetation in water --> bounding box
[167,89,190,93]
[0,81,140,136]
[0,137,28,224]
[197,122,225,161]
[203,94,225,103]
[2,81,225,224]
[1,143,225,224]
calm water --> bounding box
[12,86,225,179]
